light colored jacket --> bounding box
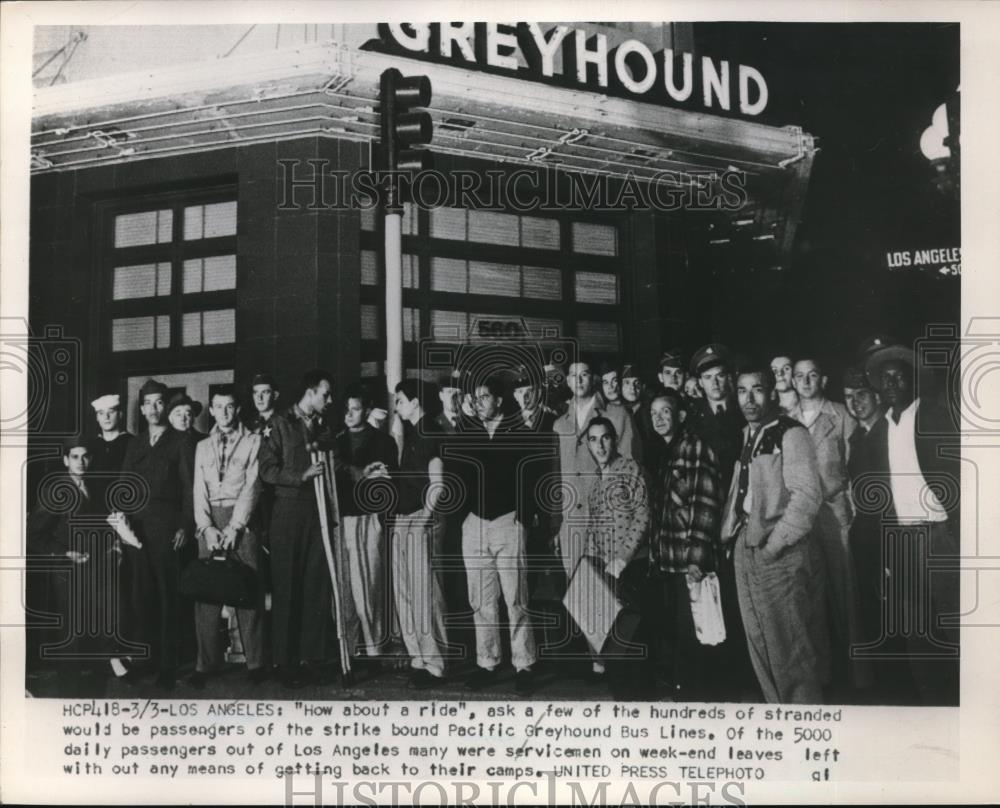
[553,393,637,523]
[722,416,823,553]
[193,424,261,534]
[788,398,856,526]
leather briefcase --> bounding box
[179,551,258,608]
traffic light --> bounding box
[379,68,433,175]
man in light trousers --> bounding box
[190,386,266,688]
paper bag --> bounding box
[688,572,726,646]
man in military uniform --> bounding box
[87,393,133,484]
[656,349,687,393]
[687,344,755,699]
[84,393,135,679]
[119,379,195,690]
[248,372,280,435]
[246,372,279,624]
[688,344,744,490]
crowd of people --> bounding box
[26,334,960,705]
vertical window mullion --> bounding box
[170,199,185,355]
[560,211,575,340]
[417,205,431,342]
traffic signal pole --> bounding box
[384,208,403,408]
[378,68,431,424]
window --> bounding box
[359,203,625,373]
[104,189,238,360]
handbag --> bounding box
[687,572,726,646]
[179,550,259,608]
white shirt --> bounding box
[886,399,947,524]
[797,405,821,429]
[740,425,766,516]
[575,396,597,431]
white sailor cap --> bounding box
[91,394,121,411]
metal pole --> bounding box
[384,210,403,413]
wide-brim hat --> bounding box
[865,344,914,388]
[165,392,203,418]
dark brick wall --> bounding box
[29,138,365,435]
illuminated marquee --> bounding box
[373,22,769,116]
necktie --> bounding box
[219,432,228,482]
[734,428,757,517]
[716,404,725,417]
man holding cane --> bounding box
[259,369,348,688]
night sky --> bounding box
[691,22,960,371]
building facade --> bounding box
[29,22,815,437]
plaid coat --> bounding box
[649,429,723,575]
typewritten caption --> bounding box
[57,700,845,783]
